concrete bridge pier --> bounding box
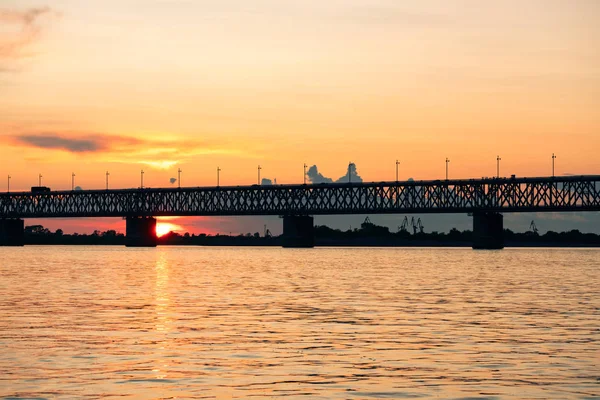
[126,217,157,247]
[0,219,24,246]
[472,212,504,250]
[282,215,314,248]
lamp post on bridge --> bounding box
[258,165,262,185]
[141,170,144,189]
[72,173,75,191]
[552,153,557,177]
[497,156,501,178]
[7,175,10,193]
[396,159,400,182]
[303,163,307,185]
[217,167,221,187]
[178,168,182,189]
[106,171,110,190]
[445,158,450,180]
[38,174,42,187]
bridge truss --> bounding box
[1,176,599,219]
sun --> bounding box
[156,222,180,237]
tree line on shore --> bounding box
[22,219,600,246]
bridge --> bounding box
[1,175,599,248]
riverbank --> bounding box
[22,236,600,247]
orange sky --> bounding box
[1,0,599,233]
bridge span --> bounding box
[1,175,599,249]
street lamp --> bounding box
[552,153,557,177]
[258,165,262,185]
[496,156,501,178]
[106,171,110,190]
[396,159,400,182]
[445,158,450,180]
[217,167,221,187]
[72,172,76,190]
[303,163,307,185]
[141,170,144,188]
[7,175,10,193]
[178,168,182,189]
[38,173,42,187]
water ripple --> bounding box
[0,246,598,398]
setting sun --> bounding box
[156,222,181,237]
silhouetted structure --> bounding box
[472,212,504,249]
[282,215,314,248]
[0,219,24,246]
[125,217,157,247]
[1,175,599,248]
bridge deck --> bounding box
[1,175,599,218]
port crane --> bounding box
[529,220,539,235]
[398,216,409,233]
[263,224,272,238]
[411,217,424,234]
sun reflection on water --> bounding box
[153,252,171,380]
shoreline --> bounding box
[18,239,600,248]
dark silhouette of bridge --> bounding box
[1,175,599,249]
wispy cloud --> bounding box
[7,131,245,169]
[139,160,178,169]
[0,6,55,70]
[10,133,143,153]
[13,133,119,152]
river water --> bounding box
[0,247,598,399]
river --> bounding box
[0,247,598,399]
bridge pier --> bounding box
[126,217,157,247]
[0,219,24,246]
[472,212,504,250]
[282,215,314,248]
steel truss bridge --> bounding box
[1,176,599,219]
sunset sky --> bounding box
[1,0,599,234]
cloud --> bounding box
[13,134,110,152]
[0,7,51,25]
[140,160,178,169]
[0,6,54,65]
[336,163,363,184]
[307,165,333,184]
[6,131,242,169]
[307,163,364,184]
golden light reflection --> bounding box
[154,252,171,380]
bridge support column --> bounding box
[0,219,24,246]
[126,217,157,247]
[282,215,314,248]
[472,212,504,250]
